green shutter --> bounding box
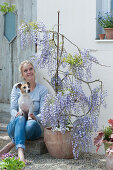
[4,12,16,42]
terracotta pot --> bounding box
[44,127,73,159]
[99,34,105,40]
[104,28,113,39]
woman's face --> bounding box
[21,63,35,82]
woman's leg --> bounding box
[14,116,26,162]
[0,119,16,156]
[7,116,26,150]
[25,120,42,140]
[14,116,26,149]
[7,116,26,162]
[18,147,25,162]
[7,118,16,141]
[0,142,15,156]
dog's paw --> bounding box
[28,117,33,120]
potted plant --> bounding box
[0,2,16,14]
[18,12,106,159]
[94,119,113,152]
[94,119,113,170]
[0,153,25,169]
[97,12,113,39]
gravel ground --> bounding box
[23,152,106,170]
[0,140,106,170]
[0,113,107,170]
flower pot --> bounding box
[99,34,105,40]
[44,127,73,159]
[104,28,113,39]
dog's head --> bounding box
[16,82,30,94]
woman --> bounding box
[0,60,48,162]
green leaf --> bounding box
[0,2,16,14]
[103,126,112,141]
[0,156,25,170]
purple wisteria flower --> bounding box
[19,21,106,159]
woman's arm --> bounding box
[10,84,20,119]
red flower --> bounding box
[108,119,113,127]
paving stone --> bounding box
[0,123,7,132]
[0,112,10,124]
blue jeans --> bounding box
[7,116,42,150]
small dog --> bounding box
[16,82,34,120]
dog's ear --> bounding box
[16,83,22,89]
[27,82,30,87]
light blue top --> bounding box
[10,82,48,122]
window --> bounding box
[96,0,113,39]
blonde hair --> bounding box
[19,60,34,77]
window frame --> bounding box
[96,0,113,39]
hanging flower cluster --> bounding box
[18,22,50,56]
[72,116,93,159]
[18,21,106,159]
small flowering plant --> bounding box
[94,119,113,152]
[97,12,113,28]
[0,153,25,170]
[0,2,16,14]
[18,14,106,158]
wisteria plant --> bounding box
[18,13,106,159]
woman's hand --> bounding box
[29,113,37,121]
[16,112,23,117]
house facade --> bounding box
[0,0,113,154]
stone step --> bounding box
[0,103,10,113]
[0,112,10,124]
[0,132,48,155]
[0,123,7,132]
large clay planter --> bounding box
[104,28,113,39]
[44,127,73,159]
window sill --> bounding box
[95,39,113,42]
